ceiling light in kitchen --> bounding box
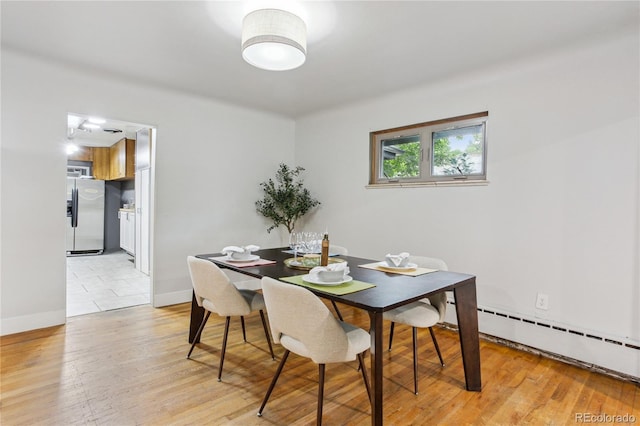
[81,122,100,130]
[66,143,79,155]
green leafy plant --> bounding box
[255,163,320,233]
[443,152,474,175]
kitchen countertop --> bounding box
[119,208,135,213]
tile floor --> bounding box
[66,250,150,317]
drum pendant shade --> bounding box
[242,9,307,71]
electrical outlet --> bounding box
[536,293,549,310]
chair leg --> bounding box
[317,364,325,426]
[388,322,395,351]
[240,316,247,342]
[429,327,445,366]
[257,350,290,417]
[331,301,344,321]
[259,310,275,360]
[357,352,372,405]
[187,311,211,359]
[412,327,419,395]
[218,316,231,382]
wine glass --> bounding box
[307,232,321,253]
[300,232,313,254]
[289,231,302,265]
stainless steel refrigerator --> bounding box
[66,177,105,255]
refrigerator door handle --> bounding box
[71,187,79,228]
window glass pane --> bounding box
[432,124,484,176]
[370,112,488,185]
[380,134,421,179]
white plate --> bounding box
[226,254,260,262]
[376,262,418,271]
[302,274,353,286]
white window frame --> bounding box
[369,112,489,187]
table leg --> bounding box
[368,311,384,426]
[189,291,205,343]
[453,280,482,391]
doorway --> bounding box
[65,113,154,317]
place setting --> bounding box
[208,245,277,267]
[358,252,438,276]
[284,253,346,270]
[281,262,375,295]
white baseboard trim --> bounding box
[444,302,640,381]
[0,290,192,336]
[1,309,66,336]
[152,289,192,307]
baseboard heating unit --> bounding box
[442,300,640,384]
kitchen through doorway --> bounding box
[65,113,154,317]
[66,250,150,316]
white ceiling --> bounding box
[66,113,148,147]
[2,1,638,122]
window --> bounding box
[369,112,488,186]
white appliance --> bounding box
[135,128,152,275]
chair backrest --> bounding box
[409,256,448,322]
[187,256,252,316]
[329,245,348,255]
[408,255,448,271]
[261,277,351,364]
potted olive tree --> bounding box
[255,163,320,233]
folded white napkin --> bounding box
[221,245,260,255]
[309,262,349,281]
[309,262,350,278]
[385,252,410,267]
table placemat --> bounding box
[358,262,438,277]
[280,275,375,295]
[209,256,276,268]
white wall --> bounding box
[0,49,294,334]
[295,33,640,378]
[2,30,638,378]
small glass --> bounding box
[302,232,322,254]
[289,231,303,265]
[302,254,321,268]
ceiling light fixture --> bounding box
[66,142,79,155]
[79,119,101,130]
[241,8,307,71]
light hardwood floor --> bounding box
[1,302,638,425]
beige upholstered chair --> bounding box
[384,256,448,395]
[257,277,371,425]
[186,256,274,381]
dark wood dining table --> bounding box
[193,248,481,426]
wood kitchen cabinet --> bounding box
[67,146,93,162]
[109,138,135,181]
[92,147,111,180]
[68,138,135,181]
